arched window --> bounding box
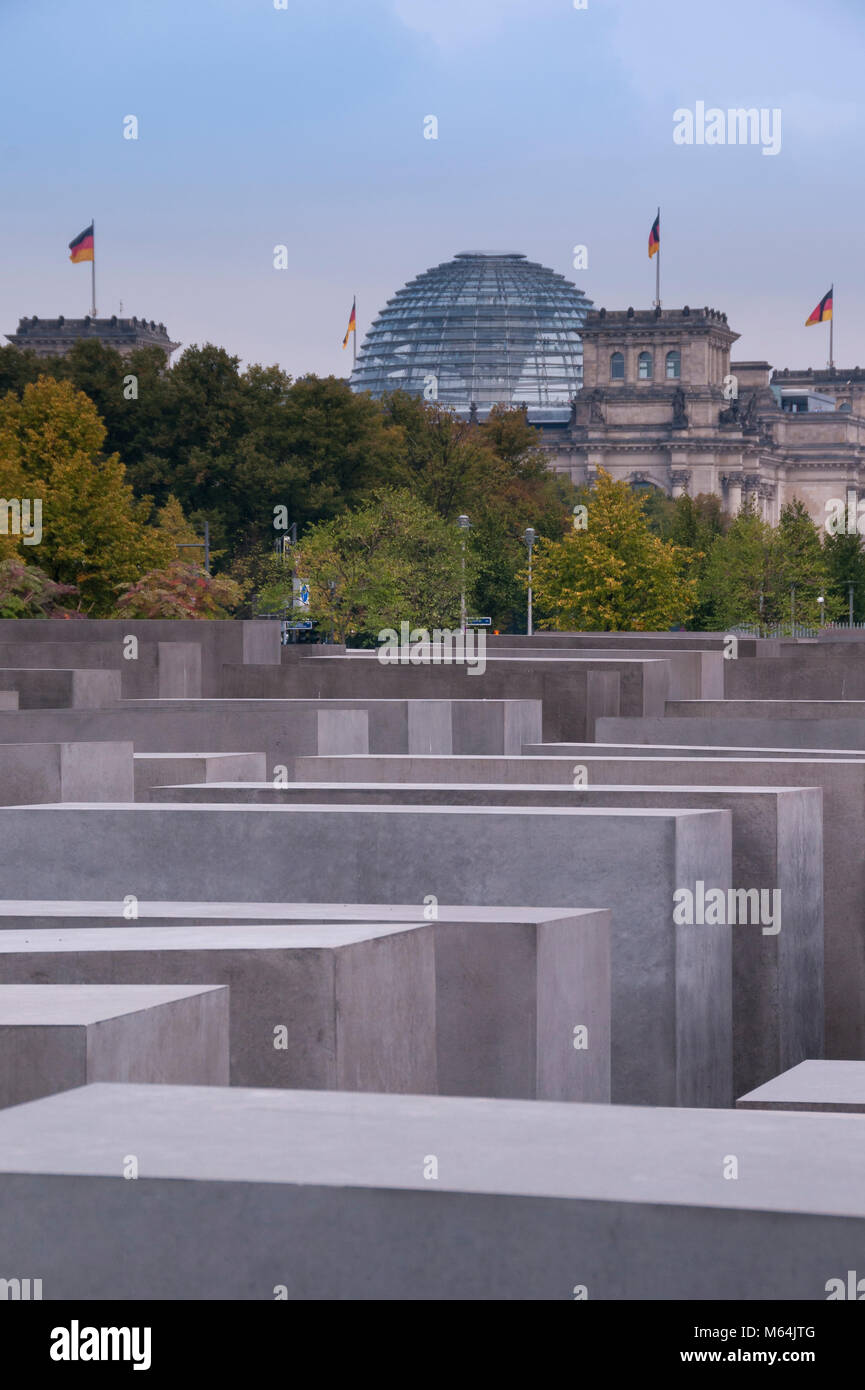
[666,349,681,379]
[638,351,653,380]
[610,351,625,380]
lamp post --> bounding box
[818,593,825,628]
[457,514,470,633]
[524,527,536,637]
[849,582,855,628]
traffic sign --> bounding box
[466,617,491,627]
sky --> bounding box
[0,0,862,380]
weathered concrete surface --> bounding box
[0,923,436,1095]
[0,984,229,1108]
[0,640,202,698]
[724,656,865,701]
[0,618,280,697]
[232,662,582,745]
[525,741,865,760]
[224,654,668,742]
[668,698,865,721]
[0,702,368,765]
[0,668,121,709]
[0,802,733,1106]
[737,1060,865,1113]
[134,751,268,800]
[484,631,781,656]
[0,1083,862,1299]
[0,741,133,804]
[522,752,865,1061]
[123,696,541,757]
[348,644,724,701]
[149,779,816,1096]
[596,715,865,752]
[0,907,609,1104]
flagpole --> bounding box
[829,283,834,370]
[91,218,97,318]
[353,294,357,368]
[655,207,660,308]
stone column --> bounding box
[670,469,691,499]
[722,472,743,516]
[743,473,761,513]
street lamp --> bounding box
[457,514,470,633]
[818,593,825,628]
[524,527,536,637]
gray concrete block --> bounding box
[0,984,228,1108]
[737,1060,865,1113]
[0,802,733,1106]
[0,618,281,697]
[0,640,202,699]
[0,701,369,766]
[0,924,436,1095]
[354,644,724,701]
[523,752,865,1062]
[0,1083,863,1299]
[0,905,609,1104]
[225,653,670,742]
[596,715,865,751]
[134,752,268,799]
[525,741,865,760]
[0,741,133,804]
[0,668,120,709]
[151,780,813,1096]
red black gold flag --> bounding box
[648,213,660,259]
[68,224,94,263]
[805,287,833,326]
[342,297,357,348]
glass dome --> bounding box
[350,251,592,412]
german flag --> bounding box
[342,297,356,348]
[68,224,94,263]
[805,287,833,326]
[648,212,660,259]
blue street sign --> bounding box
[466,617,491,627]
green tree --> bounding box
[824,529,865,624]
[283,487,473,642]
[0,376,172,614]
[529,469,697,630]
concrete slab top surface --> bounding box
[526,743,865,760]
[0,901,585,924]
[1,1083,864,1217]
[156,780,818,796]
[133,752,265,760]
[0,984,224,1024]
[0,924,429,953]
[0,801,726,820]
[738,1061,865,1111]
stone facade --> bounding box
[6,316,180,361]
[538,306,865,529]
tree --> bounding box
[0,558,79,618]
[283,488,473,642]
[700,498,834,629]
[114,562,244,618]
[668,493,727,628]
[529,469,697,630]
[775,499,834,626]
[0,376,173,614]
[824,529,865,623]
